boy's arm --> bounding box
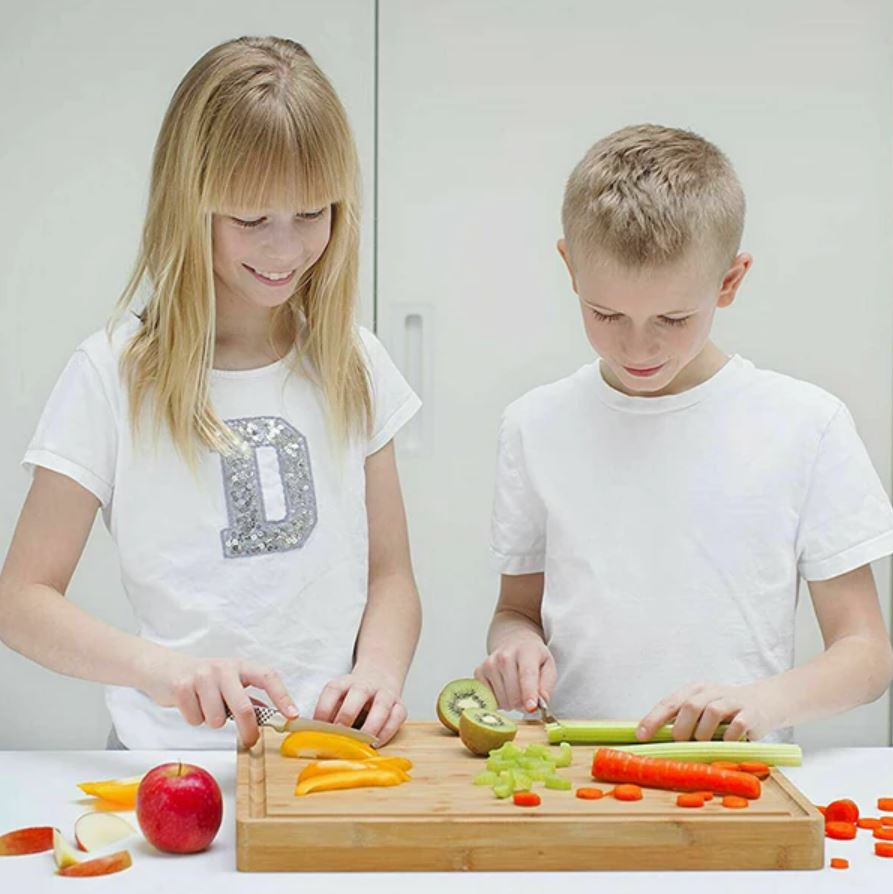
[477,572,556,713]
[313,440,421,744]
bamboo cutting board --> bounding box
[236,721,824,872]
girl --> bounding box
[0,36,421,749]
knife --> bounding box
[225,704,377,746]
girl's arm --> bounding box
[0,467,297,746]
[636,563,893,741]
[312,440,421,743]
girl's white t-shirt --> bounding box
[491,355,893,740]
[23,314,420,748]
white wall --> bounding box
[0,0,375,748]
[378,0,893,748]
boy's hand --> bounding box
[474,640,557,714]
[142,653,299,747]
[636,680,783,743]
[313,668,406,746]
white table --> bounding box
[1,747,890,892]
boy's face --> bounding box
[558,241,752,396]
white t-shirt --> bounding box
[23,314,420,748]
[491,355,893,741]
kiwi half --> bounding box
[436,678,498,734]
[459,707,518,755]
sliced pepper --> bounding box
[76,776,144,808]
[294,769,402,796]
[280,731,377,761]
[298,758,411,783]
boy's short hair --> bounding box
[561,124,745,273]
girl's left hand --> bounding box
[635,680,783,743]
[313,669,407,746]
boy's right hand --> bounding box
[141,653,299,747]
[474,640,557,714]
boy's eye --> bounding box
[590,309,622,324]
[660,315,693,327]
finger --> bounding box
[493,652,522,710]
[194,670,227,728]
[636,695,682,741]
[539,652,558,703]
[375,701,407,747]
[723,714,750,742]
[672,696,710,741]
[239,664,298,718]
[475,664,508,710]
[333,686,373,728]
[357,690,395,741]
[313,678,351,722]
[517,650,544,713]
[174,681,204,727]
[220,675,261,747]
[694,700,731,742]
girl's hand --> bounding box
[313,669,407,746]
[636,680,783,743]
[142,653,299,747]
[474,639,557,714]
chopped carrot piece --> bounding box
[825,822,857,840]
[738,761,770,779]
[829,858,849,870]
[711,761,740,772]
[575,787,604,800]
[694,791,714,801]
[875,842,893,858]
[722,795,749,809]
[858,818,882,830]
[512,792,540,807]
[677,793,706,808]
[880,816,893,827]
[825,799,859,824]
[878,798,893,812]
[873,828,893,841]
[614,784,643,802]
[602,788,616,798]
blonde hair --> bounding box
[562,124,745,272]
[111,36,370,466]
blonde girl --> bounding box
[0,36,421,749]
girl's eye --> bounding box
[296,209,326,221]
[590,309,622,324]
[232,217,265,228]
[660,316,693,327]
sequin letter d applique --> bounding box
[219,416,317,558]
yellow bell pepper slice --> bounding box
[76,776,144,808]
[280,730,377,761]
[294,768,403,796]
[298,757,412,783]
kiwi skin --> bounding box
[436,678,499,734]
[459,707,518,755]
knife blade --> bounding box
[225,705,378,746]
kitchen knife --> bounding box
[225,704,377,746]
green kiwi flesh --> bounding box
[436,678,498,733]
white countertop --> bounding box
[1,747,890,892]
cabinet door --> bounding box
[377,0,893,746]
[0,0,375,748]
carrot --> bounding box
[829,858,849,870]
[881,816,893,827]
[592,748,760,799]
[711,761,740,772]
[677,793,705,808]
[614,784,643,801]
[695,791,714,801]
[858,818,882,830]
[873,828,893,841]
[825,822,857,840]
[738,761,770,779]
[513,792,540,807]
[825,798,859,824]
[878,798,893,812]
[817,806,827,816]
[722,795,749,809]
[575,787,604,800]
[877,842,893,858]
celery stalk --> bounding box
[605,741,802,766]
[545,721,731,745]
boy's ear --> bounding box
[717,252,753,308]
[557,238,579,294]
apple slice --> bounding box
[57,849,132,877]
[53,829,82,869]
[74,812,136,851]
[0,826,55,855]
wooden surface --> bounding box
[236,721,824,872]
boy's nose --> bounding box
[622,330,661,363]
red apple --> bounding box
[136,763,222,854]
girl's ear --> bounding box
[557,238,579,294]
[717,252,753,308]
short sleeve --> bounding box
[358,327,421,456]
[490,409,547,574]
[796,404,893,581]
[22,350,118,507]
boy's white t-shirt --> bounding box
[23,314,420,748]
[491,355,893,741]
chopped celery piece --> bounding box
[493,781,513,799]
[486,758,515,772]
[609,741,801,766]
[544,775,572,791]
[528,768,550,782]
[546,721,731,745]
[510,769,533,791]
[554,742,572,768]
[474,771,498,786]
[525,744,550,759]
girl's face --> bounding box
[211,205,333,310]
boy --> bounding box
[477,124,893,742]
